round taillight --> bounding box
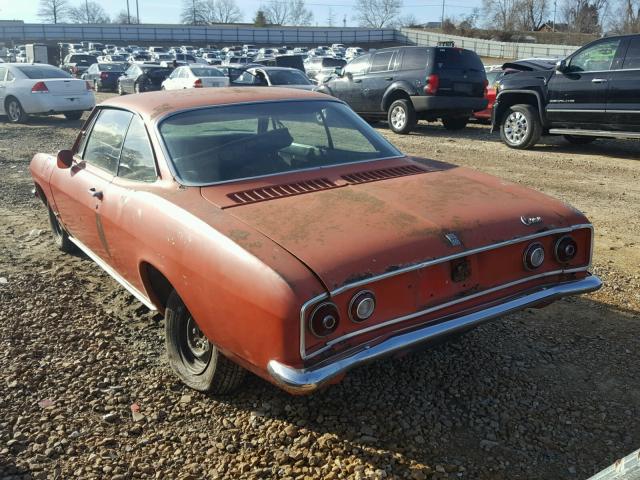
[349,291,376,322]
[309,302,339,338]
[555,235,578,263]
[523,242,545,270]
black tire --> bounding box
[134,82,143,94]
[117,82,125,95]
[387,99,417,134]
[94,80,101,93]
[165,290,245,394]
[499,104,542,149]
[47,206,76,253]
[564,135,596,145]
[5,97,28,124]
[441,116,468,131]
[64,111,83,121]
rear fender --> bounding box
[381,82,419,111]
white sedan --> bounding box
[0,63,95,123]
[161,65,229,90]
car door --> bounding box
[327,54,371,111]
[546,37,623,128]
[99,114,159,290]
[606,35,640,132]
[360,50,398,113]
[124,65,139,93]
[49,108,134,261]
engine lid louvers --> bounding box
[341,165,426,184]
[228,178,338,205]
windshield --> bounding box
[159,101,401,185]
[17,66,72,79]
[269,70,311,85]
[190,67,224,77]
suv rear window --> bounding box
[321,58,346,68]
[401,48,429,70]
[69,55,97,64]
[434,48,484,71]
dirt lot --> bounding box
[1,92,639,480]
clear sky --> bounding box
[0,0,480,27]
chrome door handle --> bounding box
[384,76,393,81]
[88,187,103,200]
[591,78,608,83]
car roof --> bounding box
[250,66,301,72]
[101,87,331,122]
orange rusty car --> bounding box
[29,87,602,394]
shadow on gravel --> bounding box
[0,115,84,129]
[215,295,639,479]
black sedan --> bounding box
[82,62,127,92]
[117,64,173,94]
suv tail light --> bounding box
[193,78,203,88]
[100,72,109,80]
[31,81,49,93]
[85,80,92,90]
[424,74,439,95]
[71,66,78,74]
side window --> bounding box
[125,65,136,76]
[82,109,133,174]
[118,116,157,182]
[370,51,395,73]
[569,39,621,72]
[0,67,6,81]
[400,48,429,70]
[6,70,14,81]
[623,37,640,69]
[344,55,370,76]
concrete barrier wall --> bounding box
[398,28,581,59]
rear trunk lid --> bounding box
[200,76,230,88]
[42,79,88,96]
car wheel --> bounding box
[117,82,125,95]
[64,111,83,121]
[94,80,101,92]
[134,82,143,94]
[564,135,596,145]
[165,290,246,394]
[5,97,28,123]
[387,99,417,134]
[500,104,542,149]
[441,116,468,130]
[47,206,76,253]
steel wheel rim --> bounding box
[504,111,528,145]
[390,106,406,130]
[183,316,211,374]
[8,101,20,121]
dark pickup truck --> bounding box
[493,34,640,148]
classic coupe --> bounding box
[29,88,601,394]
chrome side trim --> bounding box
[546,109,604,113]
[272,275,602,393]
[549,128,640,139]
[69,237,157,311]
[299,223,593,360]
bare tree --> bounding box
[327,7,336,26]
[398,13,418,27]
[354,0,402,27]
[516,0,548,29]
[561,0,607,32]
[68,1,110,23]
[612,0,640,32]
[205,0,242,23]
[38,0,69,23]
[114,10,139,24]
[181,0,208,24]
[481,0,519,30]
[263,0,290,24]
[289,0,313,25]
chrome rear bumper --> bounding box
[268,275,602,393]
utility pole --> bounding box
[85,0,89,22]
[136,0,140,23]
[126,0,131,24]
[552,0,557,31]
[441,0,445,28]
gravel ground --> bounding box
[0,92,639,480]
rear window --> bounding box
[17,66,71,79]
[142,67,172,77]
[99,63,126,72]
[69,55,97,65]
[190,67,224,77]
[322,58,346,68]
[434,48,484,71]
[401,48,429,70]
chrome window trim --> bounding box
[299,223,593,360]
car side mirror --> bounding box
[555,59,567,73]
[345,71,353,81]
[57,149,74,169]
